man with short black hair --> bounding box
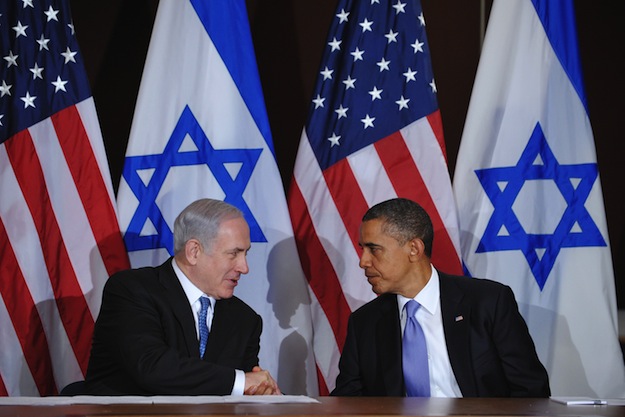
[332,198,550,397]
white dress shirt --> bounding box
[397,267,463,397]
[172,259,245,395]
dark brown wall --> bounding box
[70,1,625,306]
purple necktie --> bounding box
[402,300,430,397]
[198,296,210,358]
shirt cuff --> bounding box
[231,369,245,395]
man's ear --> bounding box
[408,238,425,260]
[185,239,201,265]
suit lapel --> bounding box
[158,259,200,357]
[205,298,230,357]
[376,294,404,396]
[439,273,477,397]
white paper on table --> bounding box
[0,395,320,406]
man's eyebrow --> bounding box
[360,242,381,249]
[226,246,250,253]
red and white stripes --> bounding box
[0,98,128,396]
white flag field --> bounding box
[115,0,317,395]
[453,0,625,398]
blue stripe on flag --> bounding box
[190,0,275,155]
[530,0,587,111]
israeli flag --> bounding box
[453,0,625,397]
[116,0,317,394]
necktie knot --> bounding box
[199,296,210,312]
[405,299,420,317]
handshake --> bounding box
[244,366,281,395]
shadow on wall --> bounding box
[521,302,594,397]
[266,237,313,395]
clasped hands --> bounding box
[244,366,281,395]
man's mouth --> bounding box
[365,271,378,280]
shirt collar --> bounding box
[172,257,204,306]
[397,266,440,316]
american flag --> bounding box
[0,0,129,396]
[288,0,463,394]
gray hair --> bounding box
[173,199,243,254]
[362,198,434,257]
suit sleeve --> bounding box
[242,314,262,371]
[331,315,363,396]
[208,297,261,373]
[491,285,551,397]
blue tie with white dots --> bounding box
[402,300,430,396]
[198,296,210,358]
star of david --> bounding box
[475,122,606,290]
[122,105,266,255]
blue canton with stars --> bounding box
[475,122,606,290]
[122,105,266,255]
[1,0,91,144]
[306,0,438,171]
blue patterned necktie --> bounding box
[198,296,211,358]
[402,299,430,397]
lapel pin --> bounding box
[455,315,464,322]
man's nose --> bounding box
[359,251,370,269]
[238,256,249,274]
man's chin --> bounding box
[217,289,235,300]
[369,283,384,295]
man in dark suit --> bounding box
[84,199,279,395]
[331,198,550,397]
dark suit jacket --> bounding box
[331,272,550,397]
[84,258,261,395]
